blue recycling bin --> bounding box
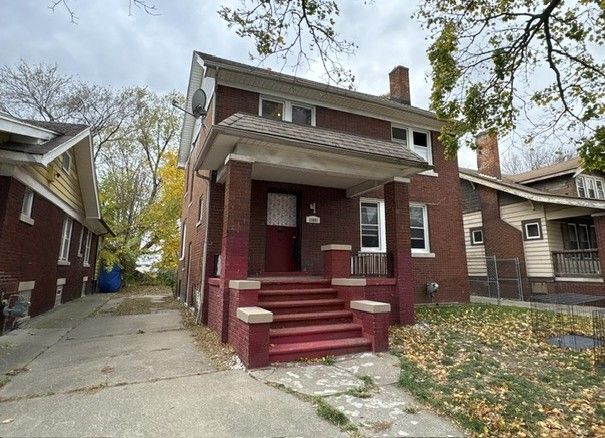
[98,265,122,293]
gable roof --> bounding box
[459,167,605,210]
[0,114,110,235]
[508,157,580,184]
[212,113,428,165]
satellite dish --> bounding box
[191,89,207,118]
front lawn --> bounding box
[391,304,605,437]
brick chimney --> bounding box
[476,131,501,179]
[389,66,411,105]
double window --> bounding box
[391,125,432,164]
[359,200,430,253]
[260,97,315,126]
[59,216,73,262]
[563,222,597,250]
[576,175,605,199]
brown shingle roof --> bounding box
[218,113,429,165]
[508,157,580,183]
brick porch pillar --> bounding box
[384,179,415,325]
[217,156,253,341]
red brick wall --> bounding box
[180,85,471,316]
[0,177,98,318]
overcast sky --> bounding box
[0,0,477,167]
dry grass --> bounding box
[180,310,236,371]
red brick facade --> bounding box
[0,176,99,324]
[177,84,471,333]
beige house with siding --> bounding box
[460,133,605,298]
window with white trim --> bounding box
[62,153,71,172]
[522,219,543,240]
[83,230,92,264]
[576,175,605,199]
[58,216,73,262]
[360,200,383,251]
[78,228,86,256]
[179,220,187,259]
[197,195,204,225]
[21,189,34,218]
[470,227,484,245]
[411,130,431,164]
[410,204,430,252]
[259,96,315,126]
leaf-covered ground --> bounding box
[390,304,605,437]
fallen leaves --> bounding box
[391,304,605,437]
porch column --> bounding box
[593,214,605,276]
[217,156,253,341]
[384,179,415,325]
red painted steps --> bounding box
[269,323,363,344]
[260,298,345,315]
[256,278,331,291]
[269,337,371,362]
[258,288,338,302]
[270,309,354,329]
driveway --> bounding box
[0,288,463,437]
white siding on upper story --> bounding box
[463,211,487,276]
[500,202,553,277]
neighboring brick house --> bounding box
[177,52,469,367]
[0,113,110,331]
[461,132,605,298]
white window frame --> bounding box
[77,228,85,257]
[523,220,542,240]
[83,230,92,266]
[576,175,605,199]
[179,220,187,260]
[196,195,204,226]
[359,198,386,253]
[259,95,316,126]
[410,203,431,253]
[62,153,71,173]
[58,216,73,263]
[410,129,432,165]
[470,228,484,245]
[20,188,34,224]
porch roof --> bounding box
[196,114,431,195]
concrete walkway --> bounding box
[0,290,463,437]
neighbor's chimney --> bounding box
[476,131,501,179]
[389,66,411,105]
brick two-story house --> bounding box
[177,52,469,367]
[0,114,110,331]
[461,132,605,299]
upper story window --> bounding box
[391,124,432,164]
[59,216,73,262]
[62,153,71,173]
[576,175,605,199]
[260,96,315,126]
[21,189,34,219]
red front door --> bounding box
[265,193,298,272]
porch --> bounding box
[197,113,429,366]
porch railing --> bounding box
[350,252,392,277]
[552,249,601,277]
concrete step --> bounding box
[257,278,331,291]
[261,299,345,315]
[258,288,338,302]
[269,323,363,344]
[271,310,353,329]
[269,337,371,362]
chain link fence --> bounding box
[468,256,528,302]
